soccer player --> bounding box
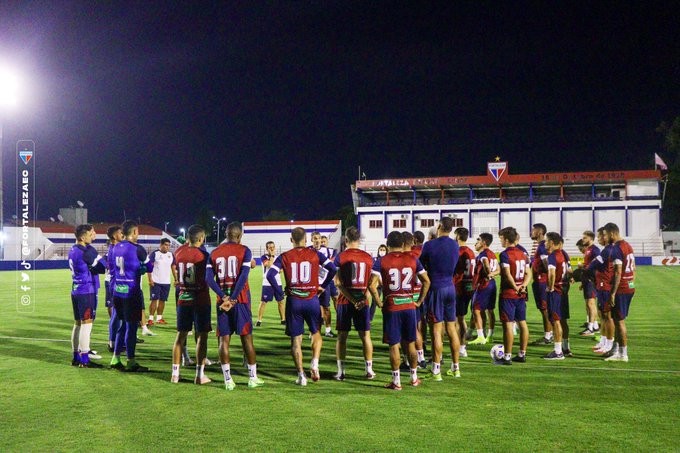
[147,238,176,326]
[256,241,285,327]
[110,220,153,372]
[333,226,376,380]
[311,231,337,338]
[171,225,215,384]
[419,217,461,379]
[411,231,428,366]
[603,222,635,362]
[530,223,553,345]
[544,232,572,360]
[105,225,123,352]
[453,227,475,358]
[468,233,499,345]
[369,231,430,390]
[589,227,615,355]
[496,227,531,364]
[69,224,107,367]
[369,244,388,321]
[208,222,264,389]
[577,231,600,336]
[267,227,337,385]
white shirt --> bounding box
[150,250,175,284]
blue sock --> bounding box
[79,352,90,365]
[73,351,80,363]
[125,321,138,360]
[114,320,126,355]
[109,307,118,342]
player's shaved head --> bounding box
[226,221,243,241]
[122,220,138,237]
[386,231,404,249]
[345,226,361,243]
[401,231,414,247]
[75,224,93,240]
[454,227,469,242]
[413,231,425,245]
[439,217,454,233]
[291,227,306,244]
[187,224,205,244]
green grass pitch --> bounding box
[1,266,679,451]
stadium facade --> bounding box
[352,161,663,256]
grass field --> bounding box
[1,266,679,452]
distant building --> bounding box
[242,220,342,259]
[352,162,663,256]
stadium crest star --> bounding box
[494,156,500,162]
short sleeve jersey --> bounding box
[583,244,601,268]
[334,248,374,305]
[272,247,331,300]
[474,248,498,290]
[531,240,549,283]
[499,246,529,299]
[149,249,176,284]
[111,241,150,298]
[261,254,282,287]
[454,245,476,295]
[591,245,614,291]
[372,252,425,312]
[547,249,569,294]
[210,243,252,303]
[419,236,459,290]
[69,244,103,295]
[611,240,636,294]
[174,244,211,306]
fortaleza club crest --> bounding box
[19,150,33,165]
[487,161,507,181]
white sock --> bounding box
[416,350,424,362]
[621,346,628,356]
[519,350,526,357]
[555,342,563,354]
[311,358,319,370]
[182,345,190,359]
[336,360,345,374]
[544,331,551,340]
[221,363,232,382]
[247,363,257,379]
[157,315,163,321]
[365,360,373,374]
[504,353,511,360]
[78,323,92,353]
[593,321,599,330]
[477,329,484,338]
[172,364,180,377]
[433,362,441,375]
[142,325,150,332]
[614,342,619,354]
[325,326,331,334]
[410,368,418,381]
[392,370,401,386]
[298,371,306,379]
[71,324,81,352]
[196,364,205,379]
[487,329,494,338]
[588,322,594,331]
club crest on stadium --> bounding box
[487,161,507,181]
[19,150,33,165]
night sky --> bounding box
[1,2,678,232]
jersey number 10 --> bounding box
[290,261,312,284]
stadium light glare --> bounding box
[0,67,19,108]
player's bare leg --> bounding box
[357,330,375,378]
[157,300,166,323]
[543,318,564,360]
[456,315,467,356]
[171,331,189,382]
[277,301,285,322]
[502,321,514,360]
[335,331,349,379]
[513,320,529,362]
[386,344,403,389]
[310,331,323,381]
[240,334,262,386]
[140,310,155,336]
[445,320,461,377]
[415,320,426,367]
[218,335,233,389]
[541,309,553,337]
[430,322,444,378]
[406,341,420,385]
[486,309,496,340]
[148,299,158,325]
[291,335,307,385]
[257,301,267,324]
[561,319,571,356]
[194,332,210,384]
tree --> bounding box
[657,116,680,229]
[324,205,357,234]
[195,207,217,240]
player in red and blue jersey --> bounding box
[497,227,531,365]
[453,227,476,358]
[68,224,106,367]
[110,220,154,372]
[530,223,553,345]
[544,232,572,360]
[369,231,430,390]
[419,217,461,379]
[333,227,376,380]
[577,231,601,336]
[589,227,615,355]
[171,225,216,384]
[312,232,337,338]
[468,233,499,345]
[105,225,123,352]
[256,241,285,327]
[411,231,428,368]
[207,222,264,389]
[603,223,635,362]
[266,227,336,386]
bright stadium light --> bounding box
[0,65,21,259]
[212,216,227,243]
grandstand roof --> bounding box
[355,169,661,191]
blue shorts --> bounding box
[456,293,472,317]
[177,303,212,333]
[613,293,633,321]
[327,280,339,297]
[547,291,569,322]
[426,285,457,323]
[113,294,143,324]
[286,296,322,337]
[582,280,596,300]
[261,285,282,302]
[383,309,417,346]
[72,293,97,321]
[336,303,371,332]
[105,283,113,308]
[473,280,497,311]
[532,281,548,310]
[596,290,611,313]
[500,297,527,323]
[150,283,171,302]
[319,289,331,308]
[217,302,252,336]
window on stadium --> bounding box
[420,218,435,228]
[369,220,383,229]
[393,219,407,228]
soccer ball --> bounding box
[490,344,505,361]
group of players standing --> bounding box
[67,216,636,390]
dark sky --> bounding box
[1,2,679,232]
